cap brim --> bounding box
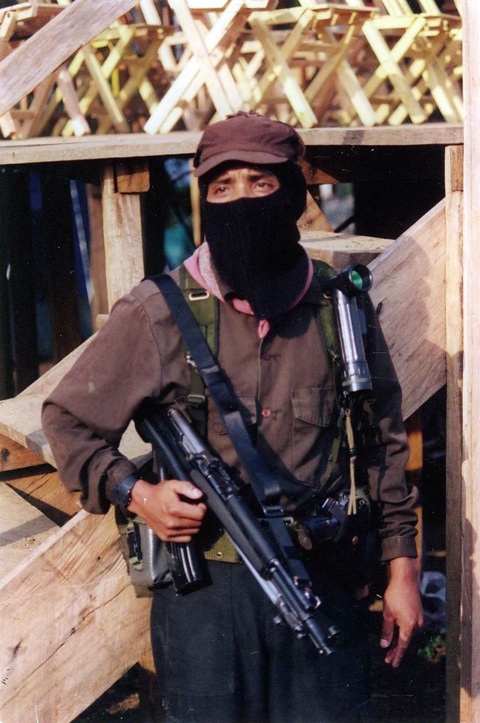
[193,149,291,177]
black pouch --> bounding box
[292,488,372,594]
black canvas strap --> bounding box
[151,273,283,510]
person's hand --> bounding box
[128,478,207,542]
[380,556,424,668]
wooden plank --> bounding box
[459,1,480,719]
[101,162,145,309]
[302,231,393,267]
[0,484,58,581]
[444,144,463,723]
[167,0,237,119]
[0,124,464,165]
[369,199,446,421]
[3,465,81,525]
[0,508,151,722]
[115,159,150,194]
[0,0,140,117]
[298,193,334,234]
[0,433,45,472]
[87,183,109,323]
[143,0,247,135]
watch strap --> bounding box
[113,474,139,509]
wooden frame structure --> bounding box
[0,120,461,722]
[0,0,464,137]
[0,1,477,722]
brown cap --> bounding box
[193,111,305,177]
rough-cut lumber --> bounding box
[0,433,45,471]
[444,144,463,723]
[102,163,146,309]
[0,483,58,580]
[4,465,81,526]
[301,231,393,267]
[0,124,464,166]
[0,0,140,117]
[458,1,480,720]
[0,508,151,723]
[369,199,446,421]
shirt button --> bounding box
[262,408,271,418]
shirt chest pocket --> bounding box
[291,387,337,480]
[291,386,336,428]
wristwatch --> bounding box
[112,474,139,509]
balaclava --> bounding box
[200,161,309,320]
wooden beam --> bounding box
[0,508,151,723]
[0,124,464,166]
[3,465,81,526]
[0,484,58,580]
[298,194,334,234]
[101,161,146,309]
[0,433,45,472]
[459,1,480,720]
[0,0,139,117]
[302,231,393,267]
[444,143,463,723]
[369,199,446,421]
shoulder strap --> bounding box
[150,272,283,509]
[179,265,219,355]
[311,259,341,366]
[150,269,218,434]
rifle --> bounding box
[137,407,339,657]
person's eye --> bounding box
[254,180,277,193]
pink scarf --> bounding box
[184,243,313,339]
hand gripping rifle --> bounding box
[137,407,340,657]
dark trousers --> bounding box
[151,560,372,723]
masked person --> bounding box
[42,111,423,723]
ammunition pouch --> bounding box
[290,489,372,593]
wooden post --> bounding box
[101,160,148,310]
[445,143,463,723]
[460,0,480,720]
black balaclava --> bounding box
[201,162,309,321]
